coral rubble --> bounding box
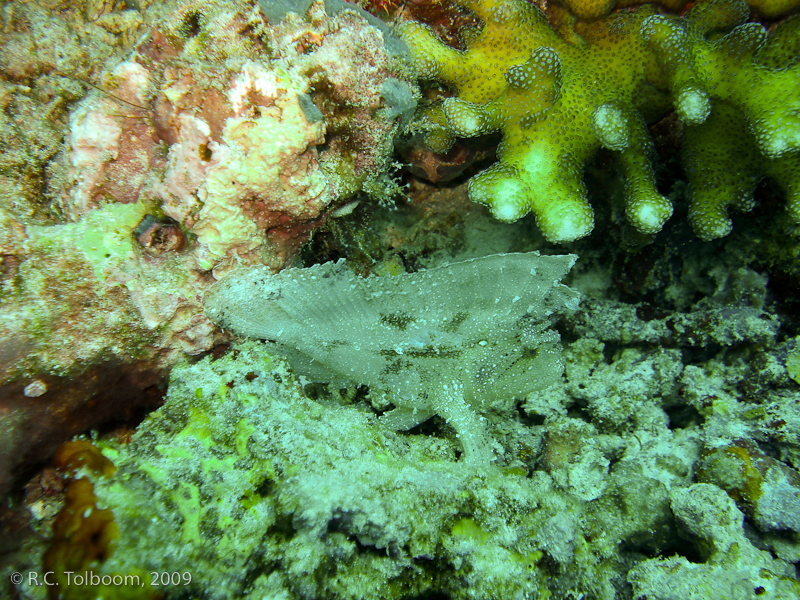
[400,0,800,242]
[10,194,800,598]
[15,307,799,599]
[629,483,800,598]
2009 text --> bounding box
[152,571,192,586]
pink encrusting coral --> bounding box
[58,0,412,271]
[63,60,159,215]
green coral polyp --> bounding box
[400,0,800,243]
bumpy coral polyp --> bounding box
[401,1,672,242]
[400,0,800,243]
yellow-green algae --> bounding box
[787,347,800,385]
[85,342,560,599]
[0,202,164,380]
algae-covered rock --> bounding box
[86,342,563,600]
[18,301,800,600]
[22,335,701,600]
[629,483,800,600]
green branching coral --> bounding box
[399,0,800,243]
